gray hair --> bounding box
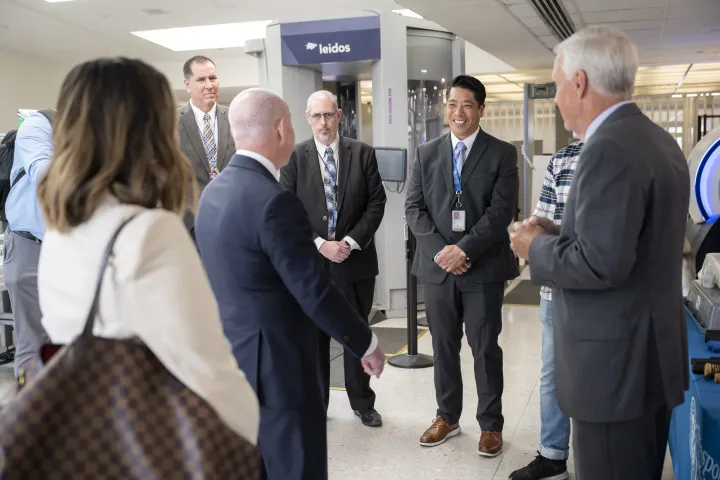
[554,26,639,100]
[306,90,338,113]
[229,88,289,145]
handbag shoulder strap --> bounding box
[82,211,142,337]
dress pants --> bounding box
[572,405,671,480]
[259,405,328,480]
[3,231,49,377]
[318,276,376,412]
[424,277,505,431]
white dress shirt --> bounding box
[313,136,360,251]
[450,126,481,156]
[236,149,279,181]
[584,101,633,142]
[190,101,218,150]
[38,196,259,445]
[239,149,379,358]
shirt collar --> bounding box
[315,135,340,158]
[451,127,480,154]
[584,101,633,142]
[236,149,279,181]
[190,101,217,125]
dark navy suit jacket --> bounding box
[195,154,373,409]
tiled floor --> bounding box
[326,285,678,479]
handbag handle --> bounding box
[82,212,141,337]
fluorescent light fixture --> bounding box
[672,94,683,98]
[687,93,698,97]
[131,20,272,51]
[712,92,720,96]
[44,0,75,2]
[393,9,423,19]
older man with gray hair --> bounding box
[510,26,690,479]
[195,88,385,479]
[280,90,386,427]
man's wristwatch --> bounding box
[459,249,470,262]
[343,240,351,248]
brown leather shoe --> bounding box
[477,431,503,457]
[419,417,461,447]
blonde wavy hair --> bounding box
[38,57,196,231]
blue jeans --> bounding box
[539,298,570,461]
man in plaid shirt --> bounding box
[510,141,583,480]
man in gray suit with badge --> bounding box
[510,26,690,480]
[405,75,519,457]
[178,55,235,239]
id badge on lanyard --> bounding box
[452,160,466,232]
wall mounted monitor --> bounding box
[375,147,407,182]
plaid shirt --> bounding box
[532,141,584,301]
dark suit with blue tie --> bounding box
[195,153,374,480]
[405,130,519,433]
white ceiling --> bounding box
[478,61,720,101]
[1,0,719,104]
[396,0,720,70]
[0,0,403,64]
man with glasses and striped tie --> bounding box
[178,56,236,240]
[280,90,387,428]
[405,75,519,457]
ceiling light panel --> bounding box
[131,21,272,51]
[392,9,424,19]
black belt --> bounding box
[11,230,41,244]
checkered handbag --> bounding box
[0,213,261,479]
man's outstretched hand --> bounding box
[361,346,385,378]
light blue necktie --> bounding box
[323,146,338,237]
[452,141,466,192]
[454,141,466,172]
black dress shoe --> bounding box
[354,408,382,427]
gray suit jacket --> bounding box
[178,102,235,231]
[529,103,690,423]
[405,130,519,284]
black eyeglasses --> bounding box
[309,112,338,121]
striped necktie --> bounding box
[323,146,338,237]
[202,113,219,179]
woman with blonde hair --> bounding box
[35,57,259,450]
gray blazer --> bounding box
[178,102,235,231]
[405,130,520,285]
[529,103,690,423]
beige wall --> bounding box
[0,51,70,133]
[0,51,261,135]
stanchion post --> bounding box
[406,227,418,355]
[388,220,433,369]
